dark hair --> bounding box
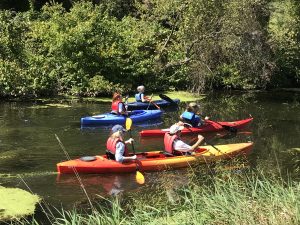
[112,92,121,101]
[186,106,193,112]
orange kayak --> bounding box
[57,142,253,174]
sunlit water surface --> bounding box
[0,91,299,212]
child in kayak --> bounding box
[180,102,209,127]
[111,92,129,115]
[164,122,205,155]
[106,125,137,162]
[135,85,152,102]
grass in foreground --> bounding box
[25,172,299,225]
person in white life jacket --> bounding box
[111,92,128,115]
[106,124,137,162]
[135,85,152,102]
[164,121,205,155]
[180,102,209,127]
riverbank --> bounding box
[78,91,206,103]
[0,91,205,104]
[3,88,300,104]
[28,172,299,225]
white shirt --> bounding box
[173,139,192,152]
[115,142,126,162]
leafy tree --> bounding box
[268,0,300,87]
[133,0,190,90]
[27,2,118,96]
[1,0,300,98]
[26,1,168,96]
[0,10,32,97]
[181,0,273,92]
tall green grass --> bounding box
[33,173,299,225]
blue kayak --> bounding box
[81,110,163,126]
[126,99,180,110]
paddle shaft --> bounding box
[209,120,237,133]
[184,125,222,153]
[128,136,141,173]
[195,113,237,133]
[146,94,160,110]
[150,101,160,109]
[128,129,136,154]
[125,118,145,184]
[184,126,234,159]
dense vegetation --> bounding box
[0,0,299,98]
[25,172,300,224]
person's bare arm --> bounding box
[190,135,205,150]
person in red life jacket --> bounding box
[180,102,209,127]
[111,92,128,115]
[106,124,137,162]
[164,121,205,155]
[135,85,152,102]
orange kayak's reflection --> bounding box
[56,173,139,196]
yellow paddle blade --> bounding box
[125,118,132,131]
[136,171,145,185]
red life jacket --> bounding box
[111,100,126,113]
[106,137,128,156]
[164,132,179,155]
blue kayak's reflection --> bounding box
[56,173,140,196]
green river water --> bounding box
[0,91,299,213]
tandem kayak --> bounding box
[126,99,180,110]
[81,110,163,126]
[139,117,253,137]
[57,142,253,174]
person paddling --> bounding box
[135,85,152,102]
[180,102,209,127]
[111,92,129,115]
[106,125,137,162]
[164,122,205,155]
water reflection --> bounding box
[0,91,300,210]
[57,173,139,197]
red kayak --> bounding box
[139,117,253,137]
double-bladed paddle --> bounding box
[125,118,145,185]
[182,123,225,155]
[159,94,178,106]
[209,120,238,133]
[147,94,161,110]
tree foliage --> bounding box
[0,0,299,98]
[180,0,274,91]
[268,0,300,87]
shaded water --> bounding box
[0,91,299,211]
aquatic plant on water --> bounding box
[0,186,40,222]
